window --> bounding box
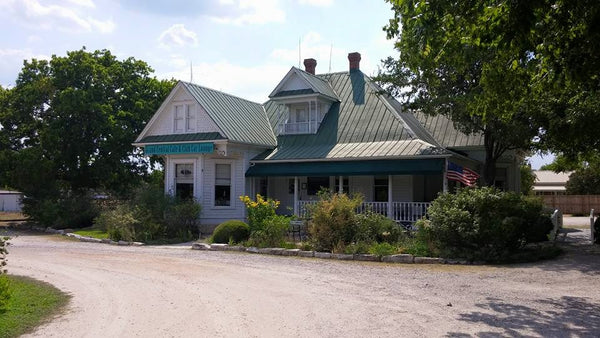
[174,104,195,133]
[175,163,194,199]
[307,176,329,195]
[215,163,231,206]
[334,177,349,193]
[374,176,388,202]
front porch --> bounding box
[249,173,444,224]
[298,200,432,224]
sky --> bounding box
[0,0,552,168]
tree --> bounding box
[0,48,174,226]
[377,1,600,185]
[566,167,600,195]
[520,164,536,195]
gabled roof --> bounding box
[268,67,339,101]
[258,70,450,161]
[181,82,276,147]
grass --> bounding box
[0,275,70,337]
[73,227,109,239]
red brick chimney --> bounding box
[304,58,317,75]
[348,52,361,71]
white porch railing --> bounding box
[297,200,431,224]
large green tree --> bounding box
[0,48,174,225]
[377,0,599,185]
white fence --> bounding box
[297,200,431,224]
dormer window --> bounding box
[174,104,195,133]
[277,100,331,135]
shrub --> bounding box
[423,187,548,262]
[368,242,397,257]
[164,199,202,240]
[245,215,291,248]
[211,220,250,244]
[24,193,99,229]
[308,193,362,252]
[95,204,139,242]
[355,211,404,244]
[0,236,10,310]
[526,216,554,243]
[240,195,279,232]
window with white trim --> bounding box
[173,104,195,133]
[175,163,194,200]
[215,163,232,206]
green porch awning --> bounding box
[245,158,445,177]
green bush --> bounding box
[245,215,291,248]
[422,187,548,262]
[526,216,554,243]
[355,211,404,244]
[94,204,139,242]
[211,220,250,244]
[24,193,99,229]
[164,199,202,240]
[0,236,10,310]
[308,192,362,252]
[368,242,397,257]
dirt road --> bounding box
[6,232,600,337]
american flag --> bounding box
[447,162,479,187]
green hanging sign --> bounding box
[144,142,214,155]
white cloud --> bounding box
[158,24,199,48]
[159,60,289,103]
[212,0,285,25]
[0,48,50,87]
[298,0,334,7]
[0,0,114,34]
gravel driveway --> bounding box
[6,231,600,338]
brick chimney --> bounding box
[348,52,361,71]
[303,58,317,75]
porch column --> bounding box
[293,176,299,216]
[388,175,393,219]
[443,158,449,193]
[338,176,343,193]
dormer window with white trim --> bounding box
[173,104,195,133]
[277,100,331,135]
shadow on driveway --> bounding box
[448,296,600,337]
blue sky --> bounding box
[0,0,552,168]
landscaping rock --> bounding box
[191,243,211,250]
[56,230,65,235]
[117,240,130,246]
[258,248,272,254]
[132,242,144,246]
[314,252,331,259]
[245,247,259,254]
[101,238,112,244]
[298,250,314,257]
[109,241,119,245]
[382,254,414,264]
[283,249,300,256]
[88,238,103,243]
[224,245,244,252]
[269,248,285,255]
[354,254,380,262]
[210,244,228,251]
[331,253,354,261]
[414,257,444,264]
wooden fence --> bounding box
[540,195,600,215]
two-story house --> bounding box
[134,52,521,226]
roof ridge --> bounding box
[181,81,262,106]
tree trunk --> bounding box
[483,130,497,186]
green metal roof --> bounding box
[413,111,484,148]
[269,67,339,101]
[136,132,224,144]
[181,82,276,147]
[253,140,448,161]
[246,158,445,177]
[260,70,448,161]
